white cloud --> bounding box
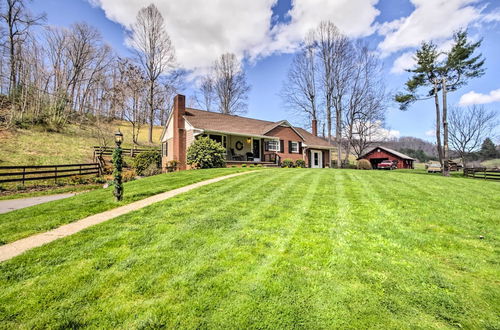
[425,130,435,137]
[265,0,380,55]
[459,88,500,105]
[89,0,381,75]
[378,0,483,56]
[390,51,416,74]
[90,0,277,74]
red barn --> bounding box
[357,146,415,169]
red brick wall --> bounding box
[265,126,304,162]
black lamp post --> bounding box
[113,130,124,201]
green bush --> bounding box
[281,158,295,168]
[256,164,263,168]
[187,136,226,169]
[166,160,179,172]
[249,165,255,168]
[357,159,372,170]
[241,164,247,168]
[133,151,161,176]
[295,159,306,168]
[231,165,237,168]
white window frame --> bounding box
[291,141,299,153]
[267,140,279,152]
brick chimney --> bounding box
[311,119,318,136]
[172,94,186,170]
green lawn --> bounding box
[0,169,499,328]
[0,168,251,244]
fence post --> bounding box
[22,167,26,186]
[54,166,58,184]
[79,164,82,175]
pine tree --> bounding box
[396,30,485,176]
[479,138,497,160]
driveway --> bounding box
[0,193,76,214]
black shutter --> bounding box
[288,141,292,153]
[298,142,302,154]
[280,140,284,153]
[264,141,269,152]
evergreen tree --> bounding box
[479,138,497,160]
[396,30,485,176]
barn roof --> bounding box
[358,146,416,161]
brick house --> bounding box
[160,94,333,170]
[357,146,415,169]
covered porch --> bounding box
[197,131,281,166]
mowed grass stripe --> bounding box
[0,169,498,329]
[0,168,251,244]
[200,170,324,328]
[0,169,307,328]
[132,170,312,328]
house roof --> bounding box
[183,108,333,149]
[358,146,416,160]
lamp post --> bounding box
[113,130,124,201]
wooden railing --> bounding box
[463,168,500,181]
[92,146,159,159]
[0,163,100,185]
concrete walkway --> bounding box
[0,193,76,214]
[0,171,252,263]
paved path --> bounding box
[0,171,252,263]
[0,193,76,214]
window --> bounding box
[267,140,279,151]
[162,142,168,157]
[291,141,299,153]
[208,134,227,148]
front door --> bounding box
[253,139,261,161]
[311,150,322,168]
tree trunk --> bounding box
[336,107,342,168]
[433,82,443,168]
[148,81,154,144]
[441,78,449,177]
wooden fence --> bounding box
[0,163,100,185]
[463,168,500,181]
[92,146,159,160]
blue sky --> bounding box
[31,0,500,141]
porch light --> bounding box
[246,137,252,144]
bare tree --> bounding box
[196,73,216,112]
[0,0,45,93]
[343,42,386,164]
[114,58,147,145]
[281,34,319,129]
[448,105,497,167]
[130,3,175,143]
[212,53,250,115]
[315,21,353,168]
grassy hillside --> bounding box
[0,169,498,328]
[0,121,163,166]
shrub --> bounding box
[249,165,255,168]
[122,169,137,182]
[187,137,226,169]
[281,158,295,168]
[231,165,237,168]
[357,159,372,170]
[166,160,179,172]
[256,164,263,168]
[295,159,306,168]
[142,163,161,177]
[241,164,247,168]
[133,151,161,176]
[69,175,90,185]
